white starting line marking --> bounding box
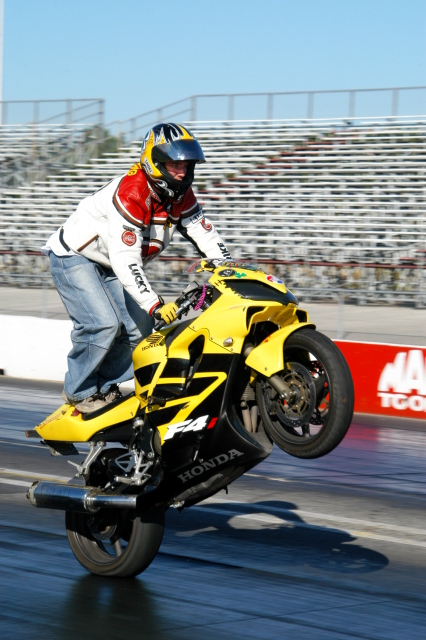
[1,468,425,548]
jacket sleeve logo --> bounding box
[122,230,137,246]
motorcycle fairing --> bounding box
[245,322,316,377]
[127,411,273,514]
[34,395,141,442]
[161,354,269,459]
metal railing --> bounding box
[1,86,424,142]
[0,98,105,127]
[106,86,426,141]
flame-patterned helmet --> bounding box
[140,123,205,200]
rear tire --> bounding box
[66,507,165,578]
[256,328,354,459]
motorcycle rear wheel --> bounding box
[66,507,165,578]
[256,328,354,459]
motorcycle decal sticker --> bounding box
[140,334,164,351]
[266,274,283,284]
[163,415,211,441]
[218,260,259,272]
[122,230,137,246]
[178,449,244,483]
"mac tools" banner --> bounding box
[334,341,426,419]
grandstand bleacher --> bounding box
[0,115,425,306]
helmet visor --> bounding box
[154,139,206,164]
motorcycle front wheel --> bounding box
[256,328,354,459]
[66,507,165,578]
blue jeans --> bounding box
[49,252,153,402]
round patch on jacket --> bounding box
[201,218,212,231]
[122,230,137,246]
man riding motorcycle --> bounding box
[42,123,232,414]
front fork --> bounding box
[243,344,295,402]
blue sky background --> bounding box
[3,0,426,126]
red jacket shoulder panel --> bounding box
[113,164,152,228]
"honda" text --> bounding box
[178,449,244,483]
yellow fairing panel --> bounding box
[35,396,141,442]
[245,322,315,377]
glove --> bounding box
[153,301,178,325]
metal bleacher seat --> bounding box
[0,116,425,302]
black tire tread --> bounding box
[66,508,165,578]
[257,328,354,459]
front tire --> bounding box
[66,507,165,578]
[256,328,354,459]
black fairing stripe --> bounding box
[165,318,193,348]
[162,358,190,378]
[148,404,185,426]
[185,376,218,395]
[90,420,135,442]
[153,383,186,399]
[158,354,240,431]
[135,363,159,387]
[224,279,298,305]
[194,353,233,373]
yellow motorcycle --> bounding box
[26,259,354,577]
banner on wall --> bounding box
[334,341,426,419]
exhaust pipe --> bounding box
[27,481,137,513]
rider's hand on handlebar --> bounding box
[153,301,178,325]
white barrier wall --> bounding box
[0,315,72,380]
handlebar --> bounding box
[153,297,194,332]
[152,281,205,332]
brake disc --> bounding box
[274,362,316,429]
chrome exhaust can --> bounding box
[27,481,137,513]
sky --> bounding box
[2,0,426,128]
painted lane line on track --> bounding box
[0,439,46,449]
[0,478,32,487]
[205,496,425,534]
[196,505,426,549]
[1,469,425,548]
[0,468,69,482]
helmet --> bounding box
[140,123,205,200]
